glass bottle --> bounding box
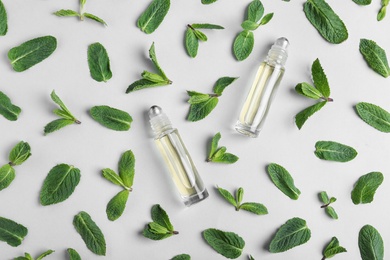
[148,105,209,206]
[235,37,290,138]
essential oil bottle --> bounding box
[235,37,289,138]
[148,105,209,206]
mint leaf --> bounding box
[8,36,57,72]
[67,248,81,260]
[36,250,55,260]
[50,90,75,118]
[137,0,170,34]
[151,204,173,231]
[295,101,327,129]
[185,28,199,57]
[102,168,127,188]
[187,91,210,104]
[106,190,130,221]
[239,202,268,215]
[119,150,135,188]
[143,204,177,240]
[247,0,264,23]
[9,141,31,166]
[377,4,387,21]
[312,58,330,98]
[187,96,218,121]
[325,207,338,220]
[84,13,107,26]
[203,228,245,259]
[191,23,224,29]
[149,42,168,80]
[88,42,112,82]
[259,13,274,25]
[295,82,323,100]
[355,102,390,133]
[0,91,21,121]
[171,254,190,260]
[359,39,390,77]
[141,71,167,83]
[213,77,238,95]
[0,216,28,247]
[207,132,239,163]
[359,225,384,260]
[40,164,81,206]
[90,105,132,131]
[241,20,259,31]
[314,141,358,162]
[53,9,80,17]
[236,187,244,205]
[193,30,208,41]
[73,211,106,255]
[267,163,301,200]
[303,0,348,44]
[14,253,33,260]
[233,30,254,61]
[351,172,384,204]
[319,191,330,204]
[248,255,255,260]
[44,119,75,135]
[352,0,371,4]
[201,0,218,4]
[0,0,8,36]
[216,186,237,207]
[269,217,311,253]
[323,237,347,259]
[0,164,15,191]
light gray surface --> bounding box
[1,0,389,259]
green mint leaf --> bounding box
[212,153,239,163]
[311,58,330,98]
[216,186,237,207]
[8,36,57,72]
[295,101,327,129]
[269,217,311,253]
[53,109,74,120]
[359,39,390,77]
[241,20,260,31]
[213,77,238,95]
[239,202,268,215]
[325,206,338,219]
[50,90,76,120]
[359,225,384,260]
[171,254,190,260]
[314,140,358,162]
[0,91,21,121]
[259,13,273,25]
[323,237,347,258]
[329,197,337,203]
[233,30,254,61]
[352,0,372,5]
[148,222,170,234]
[44,119,75,135]
[84,13,107,26]
[351,172,383,204]
[355,102,390,133]
[142,228,172,240]
[248,255,255,260]
[102,168,127,188]
[203,228,245,259]
[80,0,87,10]
[53,9,80,17]
[151,204,174,231]
[36,250,55,260]
[126,79,167,93]
[73,211,106,256]
[15,253,33,260]
[119,150,135,188]
[149,42,169,80]
[201,0,218,4]
[303,0,348,44]
[185,28,199,58]
[191,23,224,29]
[106,190,130,221]
[141,71,167,83]
[0,216,28,247]
[90,105,132,131]
[319,191,330,204]
[193,29,208,42]
[67,248,81,260]
[137,0,170,34]
[9,141,31,166]
[247,0,264,23]
[0,0,8,36]
[39,164,81,206]
[236,187,244,205]
[295,82,323,100]
[207,132,239,163]
[187,91,210,104]
[209,132,221,157]
[267,163,301,200]
[377,6,387,21]
[0,164,15,191]
[187,96,218,121]
[87,42,112,82]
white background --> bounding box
[0,0,389,259]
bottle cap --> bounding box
[267,37,289,66]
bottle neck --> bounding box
[265,37,289,67]
[150,112,174,138]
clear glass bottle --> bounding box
[235,37,289,138]
[148,105,209,206]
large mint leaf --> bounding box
[0,164,15,191]
[137,0,170,34]
[295,101,327,129]
[267,163,301,200]
[311,58,330,98]
[67,248,81,260]
[314,141,358,162]
[358,225,384,260]
[187,96,218,121]
[0,0,7,36]
[87,42,112,82]
[359,39,390,78]
[0,91,21,121]
[233,30,254,61]
[351,172,383,204]
[118,150,135,188]
[356,102,390,133]
[90,105,132,131]
[203,228,245,259]
[0,216,28,247]
[106,190,130,221]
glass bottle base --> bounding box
[235,121,260,138]
[183,189,209,207]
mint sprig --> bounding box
[14,250,54,260]
[378,0,389,21]
[217,186,268,215]
[187,77,237,121]
[54,0,107,26]
[322,237,347,259]
[207,132,239,163]
[185,23,224,58]
[143,204,178,240]
[295,59,333,129]
[319,191,338,219]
